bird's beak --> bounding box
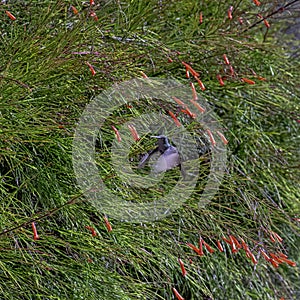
[150,135,165,139]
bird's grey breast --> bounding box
[153,145,180,173]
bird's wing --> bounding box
[153,149,180,173]
[138,147,159,169]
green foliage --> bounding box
[0,0,299,299]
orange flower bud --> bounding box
[5,10,16,21]
[216,240,224,252]
[112,126,121,142]
[241,77,255,85]
[168,111,181,127]
[223,54,230,65]
[172,287,185,300]
[178,258,187,277]
[104,216,112,232]
[32,222,39,240]
[71,5,79,15]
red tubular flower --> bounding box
[277,252,288,259]
[216,74,225,86]
[172,287,185,300]
[181,108,196,119]
[263,19,270,28]
[269,233,276,243]
[260,249,271,262]
[273,256,285,264]
[199,12,203,24]
[174,97,197,117]
[229,65,235,76]
[269,253,293,265]
[253,0,261,6]
[190,82,198,101]
[198,238,204,255]
[85,226,97,237]
[222,236,232,246]
[190,68,200,78]
[258,14,270,28]
[140,71,148,78]
[279,257,296,267]
[241,77,255,85]
[257,76,267,81]
[5,10,16,21]
[168,111,181,127]
[270,258,279,268]
[227,6,233,20]
[240,238,250,252]
[202,240,215,254]
[178,258,187,277]
[187,243,203,256]
[270,231,283,243]
[128,125,140,141]
[230,235,242,249]
[231,241,238,253]
[216,131,228,145]
[228,235,238,253]
[71,5,79,15]
[190,100,205,113]
[206,129,216,147]
[269,231,283,243]
[269,253,279,259]
[172,96,186,107]
[104,216,112,232]
[90,11,98,21]
[216,240,224,252]
[182,62,200,77]
[112,126,121,142]
[222,236,230,243]
[32,222,40,240]
[195,77,206,91]
[86,62,96,76]
[247,250,258,264]
[223,54,230,65]
[90,0,95,5]
[186,69,190,79]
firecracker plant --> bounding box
[0,0,299,299]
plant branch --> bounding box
[243,0,300,32]
[0,193,84,236]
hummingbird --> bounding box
[138,135,182,174]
